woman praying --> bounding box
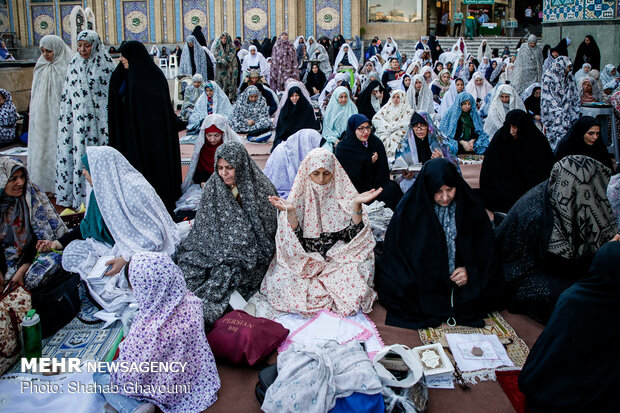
[186,81,234,133]
[229,85,272,138]
[555,116,614,171]
[321,86,358,150]
[273,86,319,150]
[407,74,435,113]
[372,90,415,158]
[439,92,489,155]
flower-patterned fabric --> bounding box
[372,90,415,158]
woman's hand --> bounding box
[402,170,415,180]
[460,140,474,152]
[534,115,541,121]
[247,119,255,126]
[104,257,128,277]
[371,152,379,163]
[268,196,295,213]
[610,234,620,242]
[353,188,383,206]
[450,267,468,287]
[36,240,63,253]
[431,148,443,159]
[10,263,30,286]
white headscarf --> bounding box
[483,84,526,138]
[179,35,211,81]
[438,79,463,119]
[419,66,437,84]
[465,72,493,102]
[293,36,306,50]
[241,45,270,77]
[187,80,234,131]
[333,43,359,72]
[406,74,434,114]
[372,90,415,158]
[27,35,74,193]
[381,37,399,61]
[477,40,492,62]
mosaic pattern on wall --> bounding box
[61,4,77,44]
[182,0,209,40]
[544,0,616,21]
[31,5,56,45]
[242,0,268,41]
[122,0,149,42]
[0,3,9,33]
[314,0,342,40]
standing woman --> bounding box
[55,30,115,209]
[0,89,17,146]
[541,56,580,150]
[27,35,73,193]
[270,33,300,92]
[107,41,182,213]
[213,33,239,101]
[573,35,600,72]
[178,35,214,81]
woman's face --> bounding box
[193,80,202,88]
[534,89,541,98]
[206,88,214,97]
[220,35,227,44]
[119,55,129,69]
[461,100,472,112]
[491,62,497,69]
[583,125,600,146]
[612,68,617,76]
[205,131,223,145]
[40,47,54,62]
[509,124,518,138]
[441,72,450,83]
[392,93,401,106]
[77,40,93,59]
[217,158,236,186]
[4,169,26,197]
[365,62,373,72]
[582,81,592,93]
[337,92,348,105]
[412,122,428,139]
[312,64,319,73]
[434,185,456,207]
[355,122,372,142]
[456,79,465,92]
[249,74,259,84]
[0,94,5,106]
[310,168,333,185]
[415,79,423,90]
[290,92,300,104]
[475,77,483,86]
[584,66,591,74]
[500,93,510,104]
[250,48,256,55]
[82,168,92,186]
[468,63,475,71]
[248,93,258,103]
[390,59,399,70]
[424,71,431,80]
[584,37,590,45]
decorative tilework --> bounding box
[236,0,241,38]
[0,5,9,33]
[208,0,215,39]
[342,0,351,38]
[31,5,56,45]
[182,0,208,40]
[270,0,276,36]
[60,4,76,44]
[305,0,314,37]
[315,0,342,39]
[242,0,269,41]
[544,0,616,22]
[122,1,149,42]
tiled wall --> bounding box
[543,0,617,22]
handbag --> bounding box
[0,282,32,375]
[206,310,289,367]
[24,251,63,290]
[254,364,278,404]
[30,271,80,338]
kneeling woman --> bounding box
[175,141,278,327]
[229,85,272,138]
[261,148,380,316]
[1,158,67,289]
[96,252,220,413]
[41,147,180,316]
[376,158,501,329]
[439,92,489,155]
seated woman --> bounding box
[180,74,204,120]
[272,86,319,150]
[372,90,414,159]
[439,92,489,155]
[97,252,220,413]
[321,86,358,151]
[480,109,555,213]
[1,158,67,289]
[482,84,525,138]
[41,147,180,316]
[394,111,459,193]
[376,158,500,329]
[229,85,272,139]
[522,83,542,125]
[264,129,323,198]
[0,89,17,145]
[241,45,270,80]
[261,148,380,316]
[356,80,387,121]
[437,78,465,119]
[175,141,278,327]
[175,114,243,216]
[381,58,405,92]
[407,73,435,114]
[555,116,614,171]
[578,76,600,104]
[187,81,233,134]
[496,155,618,323]
[335,114,403,210]
[519,240,620,412]
[465,72,493,109]
[304,62,327,96]
[239,70,279,115]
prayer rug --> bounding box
[457,154,485,165]
[3,318,123,375]
[180,134,198,145]
[418,312,529,384]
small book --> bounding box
[390,157,423,174]
[87,256,115,279]
[412,343,454,377]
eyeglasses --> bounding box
[356,126,372,132]
[412,124,428,130]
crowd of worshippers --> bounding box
[1,27,620,411]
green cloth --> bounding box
[459,111,475,142]
[79,154,114,245]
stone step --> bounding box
[394,37,524,58]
